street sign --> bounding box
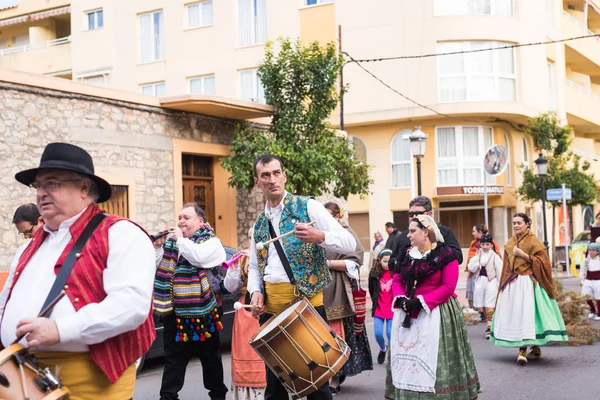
[483,145,508,176]
[547,188,572,201]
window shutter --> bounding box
[240,70,254,100]
[203,2,214,26]
[140,14,152,63]
[238,0,252,46]
[256,0,267,44]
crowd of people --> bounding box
[0,143,573,400]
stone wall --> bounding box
[0,81,261,268]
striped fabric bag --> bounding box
[352,279,367,335]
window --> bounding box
[434,0,512,16]
[438,41,516,102]
[189,75,216,94]
[349,136,367,162]
[391,130,413,188]
[141,82,166,96]
[240,69,265,103]
[140,10,164,63]
[436,126,495,186]
[522,138,529,168]
[98,185,129,218]
[86,9,104,30]
[504,131,511,186]
[85,75,108,87]
[305,0,334,5]
[238,0,266,46]
[547,61,557,111]
[188,2,213,28]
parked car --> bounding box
[570,231,591,268]
[136,245,242,374]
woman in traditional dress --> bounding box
[386,215,480,400]
[323,202,373,395]
[491,213,568,365]
[223,228,266,400]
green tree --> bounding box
[221,38,372,198]
[518,112,597,263]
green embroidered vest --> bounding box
[254,193,330,298]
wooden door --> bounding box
[183,179,215,227]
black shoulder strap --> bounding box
[40,213,108,314]
[267,220,296,285]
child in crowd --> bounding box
[368,249,394,364]
[467,233,503,339]
[581,242,600,321]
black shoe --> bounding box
[329,386,341,396]
[479,311,486,322]
[377,348,387,364]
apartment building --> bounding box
[1,0,599,251]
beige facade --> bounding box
[1,0,600,255]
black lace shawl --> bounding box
[399,243,458,298]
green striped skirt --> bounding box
[385,298,481,400]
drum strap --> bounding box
[40,213,107,315]
[268,221,296,285]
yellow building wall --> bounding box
[299,3,335,46]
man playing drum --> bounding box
[0,142,156,399]
[248,154,357,400]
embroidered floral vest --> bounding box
[254,193,330,298]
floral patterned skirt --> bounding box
[384,298,481,399]
[231,385,265,400]
[337,280,373,377]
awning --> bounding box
[30,5,70,21]
[0,14,26,27]
[0,5,70,27]
[161,95,274,121]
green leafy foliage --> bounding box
[523,112,571,156]
[518,152,597,207]
[518,112,596,207]
[221,38,372,198]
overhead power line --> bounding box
[343,52,484,123]
[345,34,600,64]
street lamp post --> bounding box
[409,127,428,196]
[535,153,549,250]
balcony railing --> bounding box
[567,79,600,101]
[562,10,600,41]
[0,36,71,57]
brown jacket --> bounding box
[499,231,555,299]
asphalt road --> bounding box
[134,277,600,399]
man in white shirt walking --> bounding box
[1,142,156,399]
[153,203,228,400]
[248,154,357,400]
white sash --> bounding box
[390,306,441,393]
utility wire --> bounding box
[345,34,600,64]
[343,52,484,123]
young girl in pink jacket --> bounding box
[384,215,480,400]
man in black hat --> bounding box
[0,142,156,398]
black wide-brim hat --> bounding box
[15,142,112,203]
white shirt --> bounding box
[0,241,29,314]
[0,209,156,352]
[247,193,357,295]
[581,256,600,281]
[154,236,226,269]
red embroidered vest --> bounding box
[6,205,156,383]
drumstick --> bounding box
[234,302,257,310]
[12,291,66,345]
[256,220,317,250]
